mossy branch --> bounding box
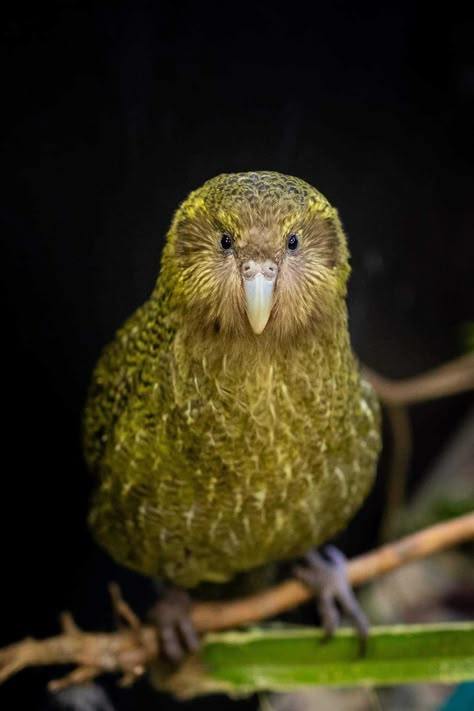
[0,512,472,695]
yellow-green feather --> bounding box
[84,171,381,588]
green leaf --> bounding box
[189,623,474,696]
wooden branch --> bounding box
[1,512,472,691]
[362,353,474,405]
[192,512,474,630]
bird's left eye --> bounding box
[287,234,299,251]
[220,233,233,251]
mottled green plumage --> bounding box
[84,171,381,588]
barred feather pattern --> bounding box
[84,172,381,588]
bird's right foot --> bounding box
[294,545,368,653]
[148,586,200,664]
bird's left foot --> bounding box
[294,545,368,652]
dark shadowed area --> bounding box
[1,2,473,709]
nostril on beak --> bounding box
[242,260,257,280]
[262,260,278,280]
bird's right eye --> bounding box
[220,233,233,251]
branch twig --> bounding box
[0,512,472,690]
[362,353,474,406]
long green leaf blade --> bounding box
[197,623,474,694]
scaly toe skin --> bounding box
[148,587,200,664]
[294,545,368,654]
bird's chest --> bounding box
[145,355,355,585]
[167,356,342,508]
[95,348,374,586]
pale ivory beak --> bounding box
[242,262,277,334]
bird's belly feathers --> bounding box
[89,357,380,588]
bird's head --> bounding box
[165,171,350,348]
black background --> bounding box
[1,2,473,709]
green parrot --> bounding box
[84,171,381,660]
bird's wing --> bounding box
[82,300,173,475]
